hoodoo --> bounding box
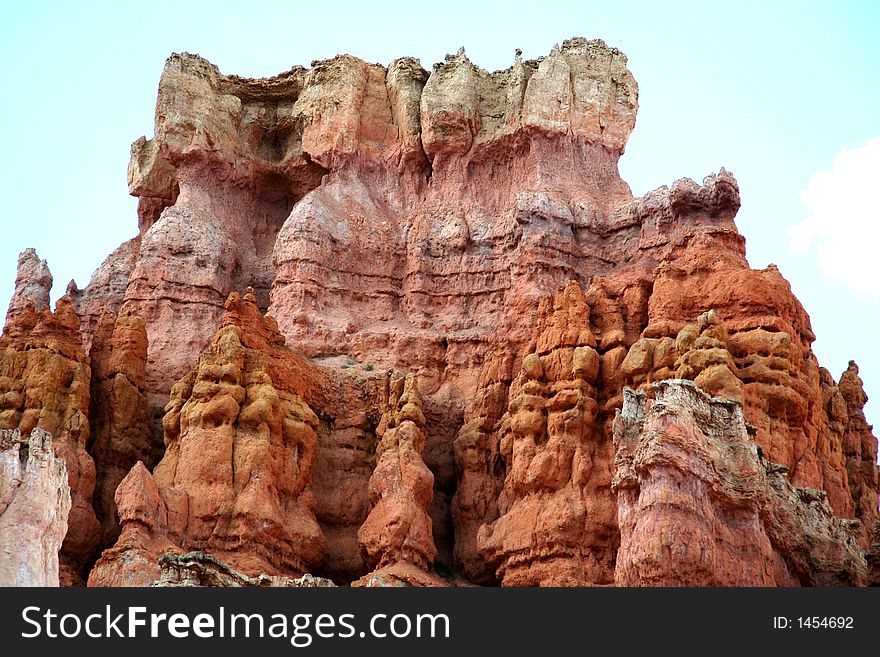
[2,38,877,586]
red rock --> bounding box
[75,41,641,572]
[475,282,616,586]
[87,460,176,586]
[3,249,52,330]
[76,237,142,354]
[837,362,880,540]
[90,291,327,583]
[2,38,877,587]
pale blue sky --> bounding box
[1,0,878,428]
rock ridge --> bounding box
[1,38,877,587]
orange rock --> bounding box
[88,303,153,549]
[91,291,327,583]
[476,283,614,586]
[837,362,880,541]
[87,461,177,586]
[0,291,99,585]
[3,249,52,330]
[357,374,437,578]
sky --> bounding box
[0,0,877,428]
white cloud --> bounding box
[789,137,880,298]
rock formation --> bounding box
[355,373,446,587]
[1,38,877,586]
[476,282,614,586]
[0,429,71,586]
[69,40,640,574]
[0,290,99,585]
[88,303,153,549]
[868,524,880,586]
[3,249,52,329]
[153,551,335,587]
[89,290,327,584]
[837,362,880,539]
[613,380,867,586]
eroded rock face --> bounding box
[88,303,153,549]
[618,302,868,532]
[90,291,327,584]
[613,381,867,586]
[4,249,52,330]
[0,429,71,586]
[475,282,614,586]
[70,40,641,570]
[3,38,878,587]
[0,294,99,585]
[638,231,859,522]
[355,374,444,587]
[837,362,880,540]
[76,238,142,355]
[868,524,880,586]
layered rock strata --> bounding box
[70,39,640,569]
[1,38,877,586]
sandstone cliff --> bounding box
[1,38,877,586]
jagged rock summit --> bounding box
[1,38,878,586]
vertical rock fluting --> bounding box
[612,381,867,586]
[2,39,878,586]
[355,373,445,586]
[0,289,99,585]
[87,303,153,549]
[451,343,511,584]
[837,362,880,540]
[0,429,71,586]
[473,282,616,586]
[89,290,327,584]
